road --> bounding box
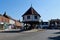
[0,30,60,40]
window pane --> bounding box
[34,16,37,19]
[23,17,24,20]
[27,16,30,19]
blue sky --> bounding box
[0,0,60,21]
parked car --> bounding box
[40,22,49,29]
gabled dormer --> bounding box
[3,12,11,19]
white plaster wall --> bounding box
[33,15,40,21]
[9,19,15,24]
[23,15,40,22]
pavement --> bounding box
[0,29,21,32]
[23,29,44,32]
[0,29,44,33]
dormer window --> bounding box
[34,16,37,19]
[27,16,30,19]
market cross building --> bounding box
[22,6,41,30]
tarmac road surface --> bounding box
[0,29,60,40]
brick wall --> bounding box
[0,16,9,23]
[15,21,22,28]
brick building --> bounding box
[0,12,22,30]
[49,19,60,29]
[15,20,22,29]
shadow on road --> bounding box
[48,31,60,40]
[48,36,60,40]
[0,31,20,33]
[53,32,60,34]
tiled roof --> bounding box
[3,12,16,21]
[22,7,41,17]
[50,19,60,21]
[3,12,11,19]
